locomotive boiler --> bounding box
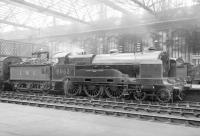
[63,50,186,102]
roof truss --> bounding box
[98,0,133,15]
[129,0,155,15]
[0,19,37,30]
[1,0,90,25]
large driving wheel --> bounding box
[105,86,123,98]
[134,91,146,101]
[156,88,172,103]
[64,79,81,96]
[83,85,103,98]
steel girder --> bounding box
[129,0,199,15]
[15,17,200,41]
[98,0,133,15]
[0,19,37,30]
[129,0,155,14]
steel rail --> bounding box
[0,92,200,127]
[0,97,200,127]
[1,91,200,109]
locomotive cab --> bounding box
[51,54,94,92]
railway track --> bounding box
[0,91,200,127]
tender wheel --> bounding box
[2,82,12,91]
[64,79,81,96]
[16,82,29,92]
[156,88,172,103]
[105,86,123,98]
[0,83,5,91]
[83,85,103,98]
[134,91,146,101]
[42,83,50,94]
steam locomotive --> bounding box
[62,49,187,103]
[0,49,189,102]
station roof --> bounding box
[0,0,199,32]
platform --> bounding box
[0,103,199,136]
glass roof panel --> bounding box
[0,0,199,32]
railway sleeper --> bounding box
[1,94,200,127]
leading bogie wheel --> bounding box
[64,79,81,96]
[105,86,123,99]
[83,84,103,98]
[156,88,172,103]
